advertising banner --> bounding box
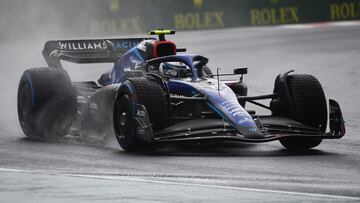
[1,0,359,42]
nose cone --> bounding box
[200,83,263,138]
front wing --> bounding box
[135,99,345,144]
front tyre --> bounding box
[114,77,168,151]
[278,74,327,150]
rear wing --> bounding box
[42,38,150,69]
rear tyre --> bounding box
[17,67,77,139]
[278,74,327,150]
[114,77,168,151]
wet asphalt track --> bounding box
[0,25,360,201]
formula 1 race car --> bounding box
[17,30,345,151]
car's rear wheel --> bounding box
[114,77,168,151]
[277,74,327,150]
[17,67,77,139]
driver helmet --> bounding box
[160,62,190,78]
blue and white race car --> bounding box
[17,30,345,151]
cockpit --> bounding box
[145,55,210,80]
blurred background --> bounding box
[1,0,359,42]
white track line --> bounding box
[1,168,359,201]
[279,20,360,29]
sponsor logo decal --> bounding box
[90,18,141,35]
[221,101,256,128]
[237,117,252,125]
[330,2,360,20]
[137,127,145,135]
[174,11,225,30]
[137,109,146,117]
[193,0,204,9]
[250,0,299,25]
[58,41,108,50]
[109,0,120,13]
[58,40,141,51]
[249,127,257,133]
[222,101,247,117]
[115,41,141,49]
[137,41,147,52]
[90,102,98,110]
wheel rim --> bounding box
[116,94,132,137]
[119,112,127,127]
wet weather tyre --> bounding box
[17,67,77,139]
[114,77,168,151]
[279,74,327,150]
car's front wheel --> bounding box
[275,74,327,150]
[113,77,168,151]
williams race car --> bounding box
[17,30,345,151]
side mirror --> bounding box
[234,68,248,75]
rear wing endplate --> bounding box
[42,38,149,69]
